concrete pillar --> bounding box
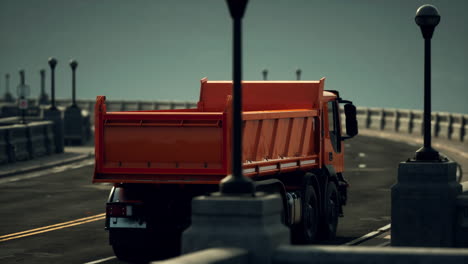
[182,193,289,264]
[391,160,462,247]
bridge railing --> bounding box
[355,107,467,142]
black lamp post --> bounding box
[17,70,30,124]
[262,69,268,80]
[39,69,49,105]
[70,60,78,107]
[296,68,302,80]
[48,58,58,110]
[4,73,14,102]
[219,0,255,195]
[414,4,441,161]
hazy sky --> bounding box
[1,0,467,113]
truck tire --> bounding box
[318,181,340,241]
[292,173,319,244]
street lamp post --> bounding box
[17,70,30,124]
[414,4,441,161]
[391,4,462,247]
[70,60,78,107]
[182,1,291,258]
[262,69,268,80]
[48,58,58,110]
[296,68,302,80]
[4,73,14,102]
[219,0,255,195]
[44,57,64,153]
[39,69,49,105]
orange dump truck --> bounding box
[93,77,358,261]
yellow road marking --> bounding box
[0,213,105,242]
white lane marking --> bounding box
[358,152,366,157]
[0,159,94,185]
[358,164,367,169]
[377,241,391,247]
[344,223,391,246]
[83,256,117,264]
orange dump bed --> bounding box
[93,78,325,184]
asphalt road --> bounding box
[0,135,417,263]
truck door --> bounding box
[324,100,344,172]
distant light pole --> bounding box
[296,68,302,80]
[48,58,58,110]
[17,70,30,124]
[414,4,440,161]
[219,0,255,195]
[4,73,14,102]
[39,69,49,105]
[262,69,268,80]
[70,60,78,107]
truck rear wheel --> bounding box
[292,173,319,244]
[318,181,340,241]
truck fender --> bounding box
[324,165,339,187]
[253,179,289,225]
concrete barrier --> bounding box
[7,124,31,161]
[27,121,51,158]
[0,103,19,118]
[0,121,56,165]
[152,248,248,264]
[273,245,468,264]
[44,121,56,155]
[0,121,54,164]
[43,109,64,153]
[0,127,10,164]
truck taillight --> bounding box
[107,204,132,217]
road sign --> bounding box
[19,99,28,110]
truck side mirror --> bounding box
[344,103,358,139]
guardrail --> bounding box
[12,99,465,145]
[355,107,467,143]
[54,99,197,114]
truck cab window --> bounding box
[328,101,341,153]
